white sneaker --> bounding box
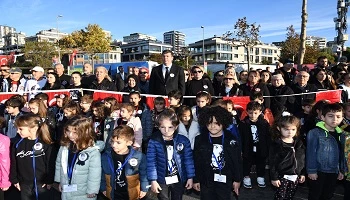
[257,177,266,188]
[243,177,252,189]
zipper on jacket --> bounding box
[291,146,297,175]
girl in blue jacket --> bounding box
[147,109,195,200]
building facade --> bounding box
[163,30,186,56]
[123,33,157,43]
[305,36,327,49]
[188,36,281,64]
[26,28,68,43]
[120,40,172,62]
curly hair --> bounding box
[271,115,301,140]
[198,106,233,129]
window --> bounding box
[234,54,238,58]
[262,48,267,55]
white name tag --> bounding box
[283,175,298,182]
[63,184,78,193]
[214,173,226,183]
[253,146,257,152]
[165,176,179,185]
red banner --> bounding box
[0,90,342,111]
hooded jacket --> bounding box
[146,131,195,184]
[54,141,104,200]
[100,147,148,200]
[306,122,346,174]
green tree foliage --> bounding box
[148,54,163,64]
[24,41,56,68]
[59,24,111,54]
[261,59,272,65]
[174,47,195,69]
[280,25,300,63]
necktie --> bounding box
[165,67,170,81]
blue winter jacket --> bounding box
[147,131,195,184]
[100,147,149,200]
[306,122,346,174]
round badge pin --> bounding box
[170,73,175,77]
[137,110,143,114]
[176,143,184,151]
[203,85,208,89]
[105,124,110,129]
[129,158,138,167]
[34,142,43,151]
[79,153,88,161]
[230,140,236,146]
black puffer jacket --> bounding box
[89,78,116,91]
[269,138,305,180]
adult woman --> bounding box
[238,70,249,84]
[212,70,225,96]
[184,68,192,83]
[138,67,149,94]
[185,66,214,106]
[310,68,336,90]
[122,74,140,103]
[334,68,347,85]
[89,66,116,91]
[267,73,295,117]
[238,70,271,108]
[42,73,64,90]
[217,74,240,97]
[260,70,272,85]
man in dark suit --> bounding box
[114,65,128,91]
[149,50,185,95]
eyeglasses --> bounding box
[0,69,9,72]
[192,70,203,74]
[10,73,20,75]
[140,72,148,74]
[217,74,224,77]
[224,78,234,80]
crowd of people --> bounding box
[0,50,348,200]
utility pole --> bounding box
[334,0,349,62]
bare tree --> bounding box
[298,0,308,69]
[224,17,260,69]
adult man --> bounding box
[132,67,139,76]
[114,65,128,91]
[89,66,116,91]
[276,59,297,87]
[0,65,11,92]
[21,66,47,100]
[54,63,71,88]
[8,67,27,92]
[149,50,185,95]
[81,63,95,87]
[290,71,318,115]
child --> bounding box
[191,91,211,122]
[0,117,11,200]
[340,103,350,132]
[63,100,81,119]
[177,105,200,149]
[193,106,242,200]
[104,97,120,120]
[128,91,152,152]
[55,115,103,200]
[247,92,274,125]
[306,103,346,200]
[269,115,305,199]
[168,90,183,114]
[151,97,166,133]
[10,113,56,200]
[147,109,194,199]
[239,101,271,189]
[91,101,114,143]
[79,94,94,118]
[100,125,148,200]
[34,93,49,108]
[28,98,56,135]
[343,103,350,199]
[4,98,24,139]
[295,99,315,126]
[113,103,142,151]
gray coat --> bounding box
[54,141,104,200]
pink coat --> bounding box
[0,134,11,188]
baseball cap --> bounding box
[9,67,22,73]
[31,66,44,72]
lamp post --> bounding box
[201,26,205,67]
[56,15,63,63]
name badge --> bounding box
[165,176,179,185]
[214,173,226,183]
[283,175,298,182]
[62,184,78,193]
[253,146,257,152]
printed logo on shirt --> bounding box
[211,144,225,170]
[251,125,259,143]
[116,161,126,187]
[16,150,45,158]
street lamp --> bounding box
[56,15,63,63]
[201,26,205,67]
